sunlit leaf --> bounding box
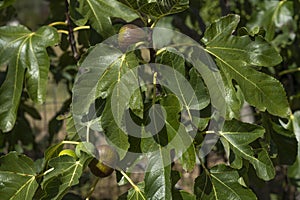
[140,0,189,19]
[0,25,59,132]
[128,183,146,200]
[73,0,138,38]
[203,15,290,117]
[145,153,172,200]
[203,14,282,67]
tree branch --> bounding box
[65,0,79,60]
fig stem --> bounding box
[57,30,69,35]
[152,72,158,104]
[36,167,54,178]
[150,19,159,29]
[279,67,300,76]
[73,26,90,32]
[48,21,67,27]
[86,123,91,143]
[85,177,100,200]
[202,130,216,135]
[119,169,140,192]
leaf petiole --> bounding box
[56,26,90,35]
[36,167,54,178]
[85,177,100,200]
[48,21,68,27]
[57,30,69,35]
[62,141,80,145]
[279,67,300,76]
[119,169,140,192]
[152,72,158,104]
[73,26,90,32]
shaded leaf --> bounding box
[220,119,275,181]
[99,53,142,158]
[288,111,300,188]
[189,68,210,110]
[182,191,196,200]
[66,115,81,141]
[219,68,243,119]
[101,96,130,159]
[179,144,196,172]
[156,48,210,111]
[73,45,143,159]
[0,152,38,200]
[157,94,196,171]
[73,45,140,121]
[271,121,297,165]
[248,1,295,42]
[44,143,64,164]
[195,165,257,200]
[61,193,82,200]
[41,152,92,200]
[21,103,41,120]
[0,0,15,9]
[0,60,24,132]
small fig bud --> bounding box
[88,145,120,177]
[118,24,147,50]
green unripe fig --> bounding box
[118,24,147,50]
[88,145,120,178]
[58,149,77,159]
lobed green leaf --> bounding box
[195,165,257,200]
[203,14,290,117]
[74,0,138,38]
[220,119,275,180]
[0,25,59,132]
[0,152,38,200]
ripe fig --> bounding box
[118,24,147,50]
[88,145,120,177]
[58,149,77,159]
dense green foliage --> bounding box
[0,0,300,199]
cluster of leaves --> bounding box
[0,0,300,199]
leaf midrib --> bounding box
[211,173,241,200]
[206,46,275,63]
[204,48,279,111]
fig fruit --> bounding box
[58,149,77,159]
[118,24,147,50]
[88,145,120,177]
